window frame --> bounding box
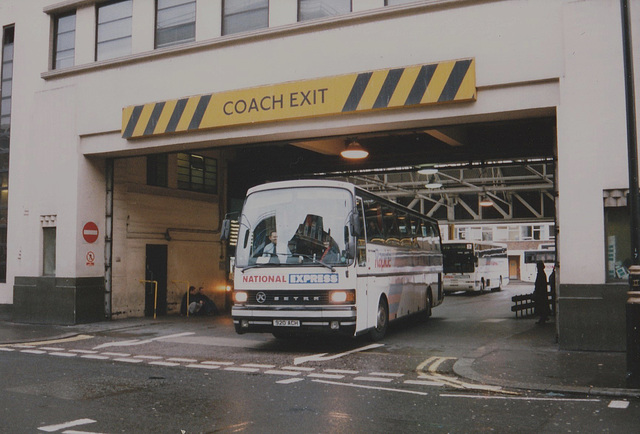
[52,11,76,70]
[96,0,133,62]
[298,0,352,22]
[222,0,270,36]
[177,152,218,194]
[155,0,197,49]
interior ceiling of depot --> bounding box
[227,116,557,222]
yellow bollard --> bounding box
[139,280,158,319]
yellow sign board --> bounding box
[122,58,476,139]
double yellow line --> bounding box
[416,356,512,393]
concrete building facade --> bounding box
[0,0,638,350]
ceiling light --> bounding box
[417,168,438,176]
[425,182,442,189]
[479,196,493,207]
[340,141,369,159]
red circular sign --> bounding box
[83,222,99,243]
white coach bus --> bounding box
[221,180,444,340]
[442,241,509,292]
[521,248,556,282]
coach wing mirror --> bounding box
[344,226,356,259]
[220,219,231,241]
[349,210,362,237]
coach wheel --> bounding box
[369,298,389,342]
[422,290,432,320]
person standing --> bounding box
[533,261,550,324]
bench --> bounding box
[511,292,555,318]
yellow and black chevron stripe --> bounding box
[122,58,475,139]
[341,58,475,112]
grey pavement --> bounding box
[1,306,639,400]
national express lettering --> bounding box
[241,273,339,284]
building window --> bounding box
[1,26,13,132]
[508,225,520,241]
[97,0,133,61]
[147,154,168,187]
[0,26,13,283]
[43,227,56,276]
[481,226,493,241]
[156,0,196,48]
[604,192,631,282]
[177,153,217,194]
[222,0,269,35]
[298,0,351,21]
[53,12,75,69]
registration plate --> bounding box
[273,319,300,327]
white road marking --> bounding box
[114,358,144,364]
[324,369,359,375]
[148,361,181,367]
[242,363,276,369]
[92,332,195,350]
[20,349,47,355]
[49,352,77,358]
[0,347,15,351]
[38,418,96,432]
[70,350,98,354]
[166,358,198,363]
[354,376,394,383]
[265,370,301,376]
[312,379,428,396]
[277,378,304,384]
[404,379,445,387]
[293,343,384,365]
[307,373,345,380]
[224,366,260,373]
[441,394,600,402]
[609,400,630,409]
[187,364,221,370]
[81,355,110,360]
[134,355,164,360]
[370,372,404,377]
[21,335,93,346]
[201,361,234,366]
[282,366,315,372]
[101,352,130,357]
[39,347,65,351]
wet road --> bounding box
[1,284,638,433]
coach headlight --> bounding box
[234,291,248,303]
[330,290,355,304]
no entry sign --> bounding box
[83,222,99,244]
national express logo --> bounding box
[289,274,339,284]
[241,274,339,284]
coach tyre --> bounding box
[369,297,389,341]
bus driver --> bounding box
[262,231,278,256]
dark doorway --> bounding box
[145,244,168,317]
